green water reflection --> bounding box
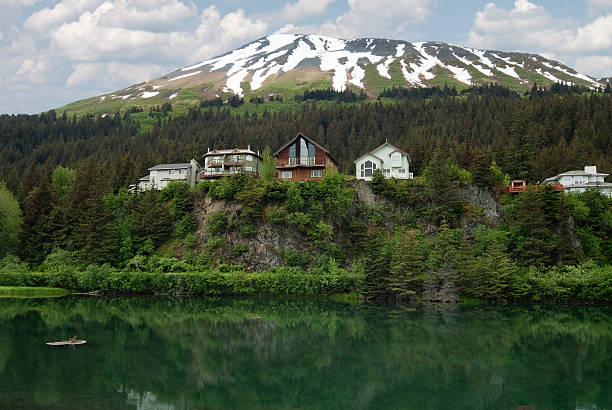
[0,296,611,409]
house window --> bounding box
[311,169,322,178]
[169,169,174,175]
[383,169,390,175]
[391,153,401,167]
[575,178,583,185]
[246,166,253,171]
[398,169,406,174]
[282,171,293,179]
[308,141,315,158]
[289,143,296,158]
[362,160,377,177]
[246,155,252,161]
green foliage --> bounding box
[0,182,22,258]
[261,146,277,181]
[184,233,198,249]
[131,189,172,249]
[0,256,30,275]
[162,181,193,219]
[0,265,359,296]
[175,214,195,237]
[235,178,264,237]
[206,236,225,251]
[209,172,248,200]
[283,248,310,268]
[265,205,287,224]
[40,248,76,271]
[359,233,394,300]
[50,166,76,200]
[207,212,227,234]
[231,243,249,256]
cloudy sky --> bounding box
[1,0,611,114]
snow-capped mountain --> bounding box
[68,34,605,112]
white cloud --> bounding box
[280,0,335,22]
[469,1,612,53]
[66,61,163,87]
[13,56,50,83]
[98,0,196,31]
[24,0,106,30]
[49,3,267,63]
[8,34,37,54]
[574,55,612,78]
[316,0,433,38]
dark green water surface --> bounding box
[1,296,611,409]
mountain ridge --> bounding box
[58,34,606,114]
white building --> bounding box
[543,165,612,197]
[354,141,413,181]
[138,159,199,191]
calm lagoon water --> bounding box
[0,296,611,409]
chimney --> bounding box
[207,147,210,153]
[248,144,251,151]
[584,166,597,174]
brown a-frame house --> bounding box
[274,132,338,181]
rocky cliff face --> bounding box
[193,180,503,270]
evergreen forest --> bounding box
[0,88,611,303]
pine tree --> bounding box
[359,233,394,300]
[387,229,425,299]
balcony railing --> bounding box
[277,157,324,167]
[200,169,258,178]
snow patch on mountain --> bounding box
[169,71,201,81]
[154,34,601,96]
[377,56,394,79]
[141,91,159,98]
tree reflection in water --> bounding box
[0,296,611,409]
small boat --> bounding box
[46,336,87,346]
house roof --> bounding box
[148,163,192,171]
[139,175,150,181]
[203,148,261,158]
[353,141,411,163]
[543,169,609,183]
[273,132,338,163]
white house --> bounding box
[138,159,199,191]
[543,165,612,197]
[354,141,413,181]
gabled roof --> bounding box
[148,163,192,171]
[273,132,338,163]
[203,148,261,158]
[353,141,411,163]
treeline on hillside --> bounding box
[295,88,367,102]
[0,92,611,200]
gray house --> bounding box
[543,165,612,197]
[200,147,263,179]
[138,159,199,191]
